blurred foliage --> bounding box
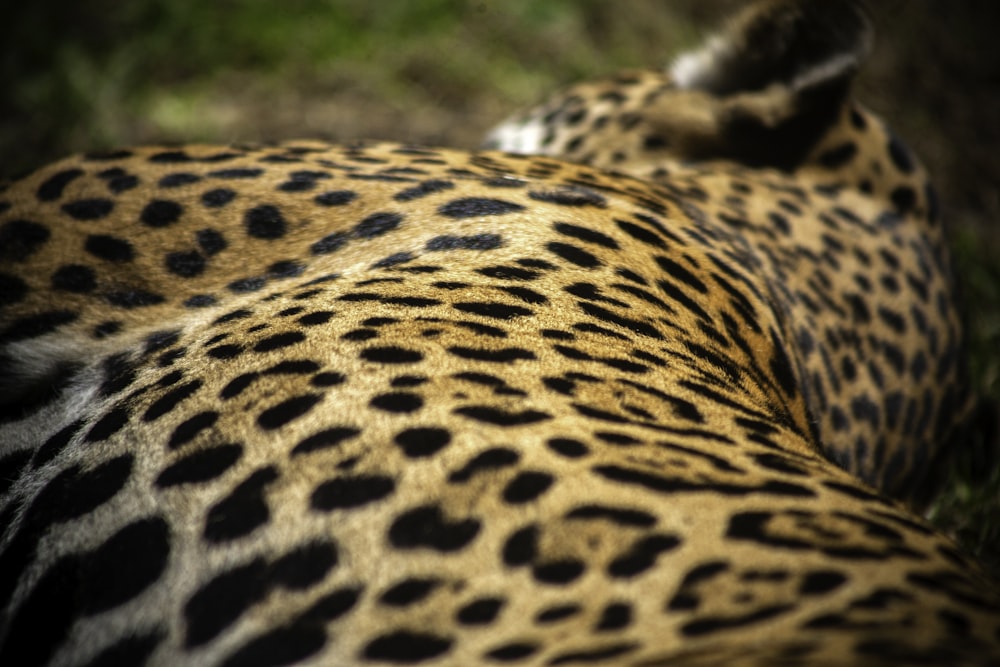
[0,0,700,172]
[2,0,997,575]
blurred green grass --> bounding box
[2,0,997,575]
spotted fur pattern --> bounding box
[0,1,997,665]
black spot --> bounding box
[156,444,243,487]
[547,241,600,268]
[278,171,328,192]
[454,406,550,426]
[681,604,794,637]
[203,467,279,542]
[371,392,424,413]
[311,231,349,255]
[106,174,140,193]
[361,346,423,364]
[268,260,304,278]
[311,475,396,510]
[668,561,730,611]
[258,393,322,430]
[394,427,451,457]
[554,222,618,248]
[93,320,123,338]
[447,346,535,363]
[150,150,193,163]
[642,134,669,150]
[457,598,505,625]
[817,142,858,168]
[800,570,848,595]
[166,251,206,277]
[502,525,538,566]
[426,233,503,251]
[228,276,267,293]
[300,587,362,623]
[85,234,134,261]
[254,331,306,352]
[207,344,244,360]
[168,410,219,448]
[184,559,270,647]
[37,168,84,201]
[529,187,607,208]
[448,448,520,483]
[104,289,166,308]
[315,190,357,206]
[388,504,480,552]
[0,219,50,260]
[476,265,541,281]
[299,311,335,326]
[51,264,97,293]
[608,534,682,578]
[158,172,201,188]
[311,371,346,387]
[890,186,917,214]
[547,437,589,458]
[143,380,202,422]
[0,310,77,343]
[887,135,915,173]
[391,375,427,388]
[454,302,532,319]
[140,199,183,227]
[144,329,181,354]
[0,451,29,495]
[220,625,326,667]
[0,558,77,664]
[79,517,171,614]
[533,560,584,584]
[264,359,321,376]
[484,643,538,661]
[752,453,808,476]
[363,631,453,663]
[245,204,287,239]
[548,644,638,665]
[395,179,455,201]
[0,454,134,623]
[655,255,707,293]
[271,541,338,589]
[536,604,580,623]
[196,228,228,254]
[293,427,361,455]
[85,148,133,160]
[201,188,237,207]
[84,405,131,442]
[208,167,262,178]
[371,251,414,268]
[354,211,402,238]
[379,578,441,606]
[438,197,525,218]
[30,420,85,468]
[596,602,633,631]
[502,471,554,504]
[62,198,114,220]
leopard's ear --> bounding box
[671,0,872,99]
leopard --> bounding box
[0,1,997,666]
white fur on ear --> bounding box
[789,52,862,92]
[483,118,548,155]
[670,35,729,91]
[668,0,871,97]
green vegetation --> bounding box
[3,0,997,574]
[2,0,698,171]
